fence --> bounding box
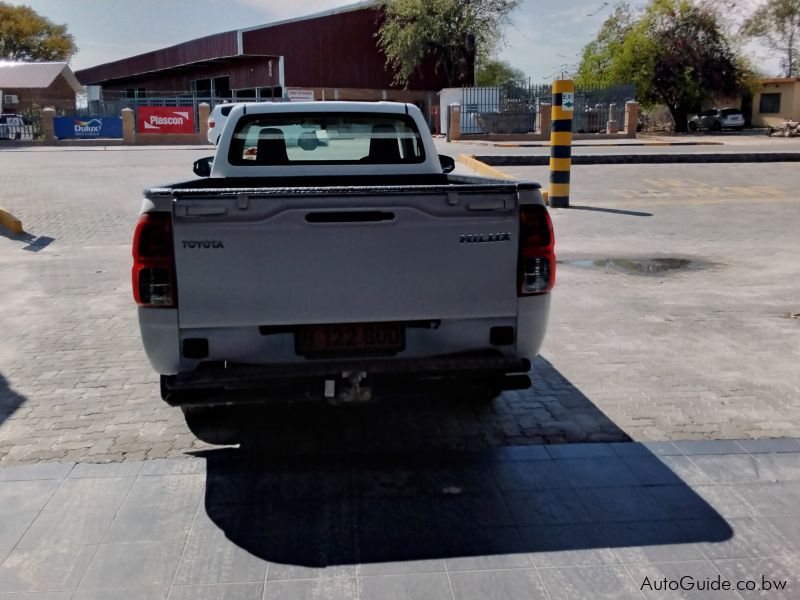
[85,94,287,132]
[459,83,636,135]
[0,123,39,141]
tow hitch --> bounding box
[328,371,372,405]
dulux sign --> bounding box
[54,116,123,139]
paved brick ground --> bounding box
[0,439,799,599]
[0,148,799,465]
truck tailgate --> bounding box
[170,186,520,329]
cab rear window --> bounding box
[227,113,425,165]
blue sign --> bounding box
[54,116,123,139]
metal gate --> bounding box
[460,83,635,135]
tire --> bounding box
[712,121,722,132]
[688,121,697,131]
[182,405,241,445]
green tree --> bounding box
[475,58,525,86]
[0,2,76,61]
[742,0,800,77]
[376,0,520,87]
[576,0,744,132]
[575,3,639,88]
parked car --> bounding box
[134,101,554,443]
[688,108,745,131]
[206,104,235,145]
[0,114,27,140]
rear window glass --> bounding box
[721,109,742,116]
[228,113,425,165]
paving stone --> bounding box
[358,573,453,600]
[102,504,195,543]
[43,477,133,512]
[672,441,749,456]
[504,489,593,526]
[734,439,800,454]
[69,461,143,478]
[598,520,706,564]
[449,569,549,600]
[0,592,72,600]
[575,486,670,522]
[751,453,800,481]
[553,457,641,488]
[173,538,267,585]
[262,579,356,600]
[122,474,205,510]
[72,588,170,600]
[0,510,39,549]
[689,454,776,483]
[0,479,60,513]
[77,541,183,591]
[545,443,616,459]
[491,460,570,492]
[17,507,117,548]
[537,564,641,600]
[0,463,73,482]
[683,517,795,560]
[522,523,618,567]
[0,545,96,593]
[442,527,531,572]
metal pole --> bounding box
[549,79,574,208]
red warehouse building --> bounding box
[75,1,466,124]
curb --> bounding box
[493,141,724,148]
[475,153,800,166]
[457,153,514,179]
[0,208,23,235]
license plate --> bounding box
[296,323,405,356]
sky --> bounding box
[7,0,781,80]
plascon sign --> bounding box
[137,106,195,134]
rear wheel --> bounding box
[181,405,241,445]
[712,121,723,132]
[688,121,698,131]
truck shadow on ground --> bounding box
[0,372,26,428]
[201,357,629,454]
[196,358,733,568]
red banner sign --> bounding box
[137,106,195,134]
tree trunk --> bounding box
[669,104,691,133]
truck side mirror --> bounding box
[439,154,455,174]
[193,156,213,177]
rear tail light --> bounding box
[518,203,555,295]
[132,213,177,307]
[208,119,215,129]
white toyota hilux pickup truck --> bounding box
[133,101,554,441]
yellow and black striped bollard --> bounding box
[549,80,574,208]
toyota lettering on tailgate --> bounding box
[138,107,195,134]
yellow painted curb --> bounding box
[457,154,514,180]
[0,208,23,235]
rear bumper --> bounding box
[162,352,531,406]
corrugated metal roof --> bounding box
[0,62,83,93]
